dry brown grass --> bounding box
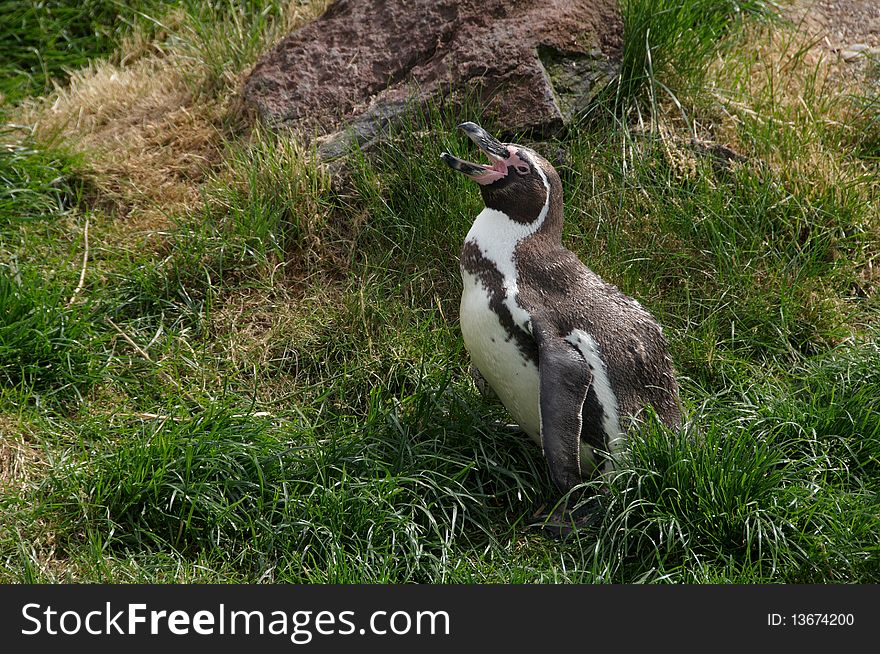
[208,282,342,381]
[706,17,878,204]
[30,60,222,222]
[0,417,43,491]
[15,1,331,231]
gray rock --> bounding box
[244,0,622,156]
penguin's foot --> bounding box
[490,421,525,434]
[526,494,604,539]
[469,364,498,401]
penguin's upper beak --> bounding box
[441,122,511,185]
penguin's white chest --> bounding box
[459,269,541,444]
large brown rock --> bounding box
[244,0,622,156]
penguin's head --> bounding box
[441,122,561,226]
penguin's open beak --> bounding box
[441,122,511,185]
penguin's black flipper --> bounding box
[532,319,592,494]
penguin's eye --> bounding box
[514,164,530,175]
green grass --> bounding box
[615,0,775,113]
[0,0,180,104]
[1,0,879,583]
[0,130,86,221]
[29,384,548,582]
[0,0,302,106]
[0,266,102,399]
[0,129,104,402]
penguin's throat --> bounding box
[473,147,529,186]
[466,208,534,260]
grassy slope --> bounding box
[1,0,878,582]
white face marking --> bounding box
[521,150,551,225]
[565,329,623,472]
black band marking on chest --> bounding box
[461,240,538,365]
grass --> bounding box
[0,130,86,220]
[0,267,102,399]
[0,0,180,103]
[615,0,775,111]
[1,0,878,582]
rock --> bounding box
[841,43,870,61]
[244,0,622,155]
[840,43,880,62]
[315,92,412,160]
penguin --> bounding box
[441,122,681,531]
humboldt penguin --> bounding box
[441,122,681,531]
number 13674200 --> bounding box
[767,613,854,627]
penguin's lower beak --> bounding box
[441,122,511,185]
[440,152,490,176]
